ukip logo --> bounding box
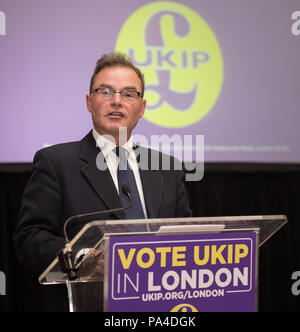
[170,303,198,312]
[115,2,223,128]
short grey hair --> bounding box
[89,52,145,94]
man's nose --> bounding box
[111,91,122,104]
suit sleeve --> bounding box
[13,149,66,274]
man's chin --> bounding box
[94,125,130,144]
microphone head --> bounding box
[121,184,131,197]
[121,185,133,208]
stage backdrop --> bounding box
[0,0,300,163]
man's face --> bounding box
[86,66,146,144]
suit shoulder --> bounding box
[37,141,80,157]
[33,141,81,167]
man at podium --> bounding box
[13,52,192,311]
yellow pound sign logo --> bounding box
[171,303,198,312]
[115,2,223,128]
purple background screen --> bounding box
[0,0,299,163]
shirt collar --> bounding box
[92,129,135,159]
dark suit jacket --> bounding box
[13,131,192,310]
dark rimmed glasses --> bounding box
[90,87,143,102]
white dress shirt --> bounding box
[92,129,148,218]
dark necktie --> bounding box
[115,146,145,219]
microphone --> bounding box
[63,184,132,243]
[121,184,132,207]
[58,184,132,279]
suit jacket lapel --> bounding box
[79,131,125,219]
[79,133,164,220]
[136,146,164,219]
[140,169,164,219]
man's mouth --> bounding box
[108,112,124,117]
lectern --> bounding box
[39,215,286,312]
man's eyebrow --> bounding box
[97,83,139,91]
[98,84,112,89]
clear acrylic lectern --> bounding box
[39,215,287,312]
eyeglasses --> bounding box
[90,87,143,102]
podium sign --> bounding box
[106,231,257,312]
[39,215,287,312]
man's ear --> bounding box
[86,94,92,113]
[139,99,146,118]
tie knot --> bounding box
[114,146,127,158]
[114,146,128,170]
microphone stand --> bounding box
[58,185,132,280]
